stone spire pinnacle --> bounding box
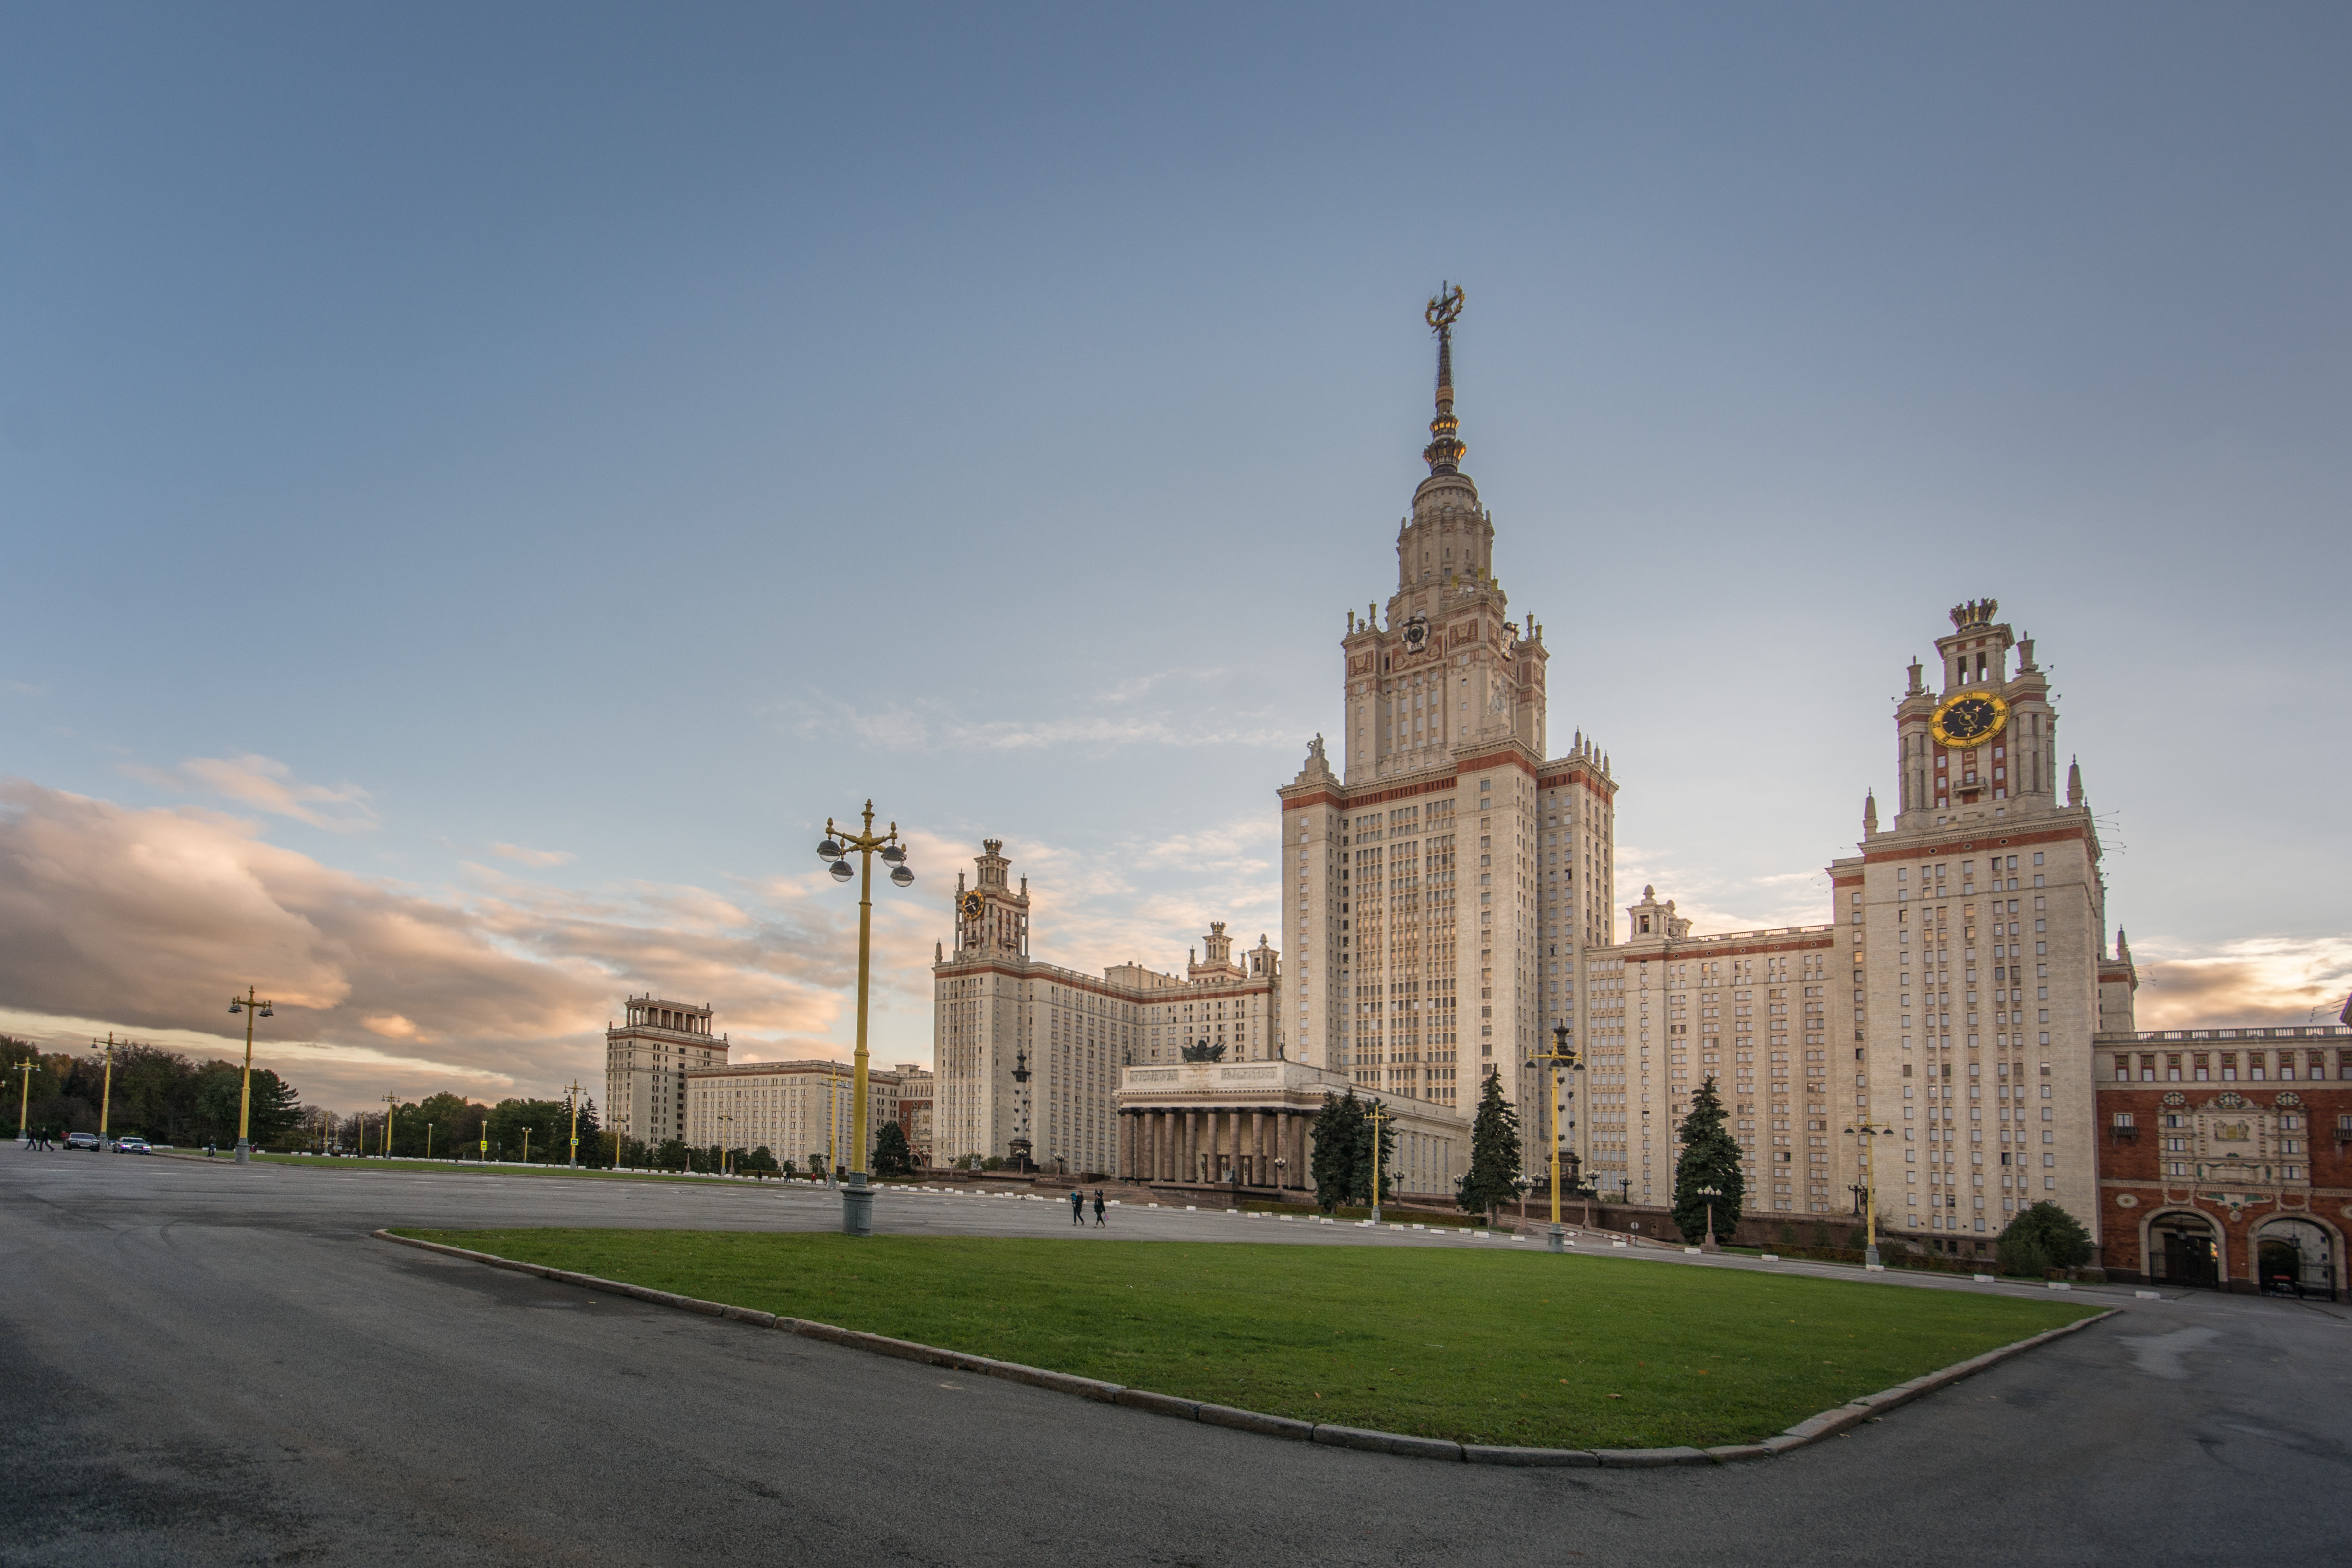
[1422,282,1466,475]
[2067,756,2084,807]
[1864,790,1879,833]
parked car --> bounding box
[63,1131,101,1150]
[112,1137,153,1154]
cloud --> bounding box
[778,677,1303,757]
[490,842,576,867]
[2133,936,2352,1030]
[0,778,881,1113]
[122,753,380,832]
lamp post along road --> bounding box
[815,801,916,1236]
[226,987,275,1163]
[1535,1025,1582,1252]
[1366,1101,1391,1224]
[12,1060,32,1145]
[1845,1120,1895,1267]
[95,1033,119,1150]
[381,1093,398,1158]
[566,1080,584,1168]
[1698,1183,1723,1252]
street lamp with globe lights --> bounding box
[225,987,275,1163]
[814,802,915,1235]
[1697,1183,1723,1252]
[1844,1120,1896,1267]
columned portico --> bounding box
[1115,1059,1466,1198]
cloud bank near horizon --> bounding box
[2,776,2340,1117]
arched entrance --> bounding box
[2256,1217,2338,1300]
[2147,1211,2221,1289]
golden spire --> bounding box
[1423,282,1466,474]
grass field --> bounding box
[402,1229,2098,1449]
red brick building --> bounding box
[2094,1025,2350,1299]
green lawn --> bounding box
[400,1229,2098,1450]
[255,1155,831,1187]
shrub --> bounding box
[1997,1201,2094,1277]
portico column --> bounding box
[1249,1110,1264,1186]
[1152,1109,1167,1181]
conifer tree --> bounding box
[1671,1076,1745,1243]
[1310,1092,1364,1212]
[1457,1072,1522,1221]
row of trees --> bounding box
[3,1035,301,1146]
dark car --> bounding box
[64,1131,102,1151]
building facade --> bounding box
[2093,1024,2350,1296]
[1579,894,1841,1212]
[1115,1058,1466,1198]
[1279,288,1616,1157]
[931,838,1278,1173]
[894,1062,934,1166]
[606,996,728,1150]
[682,1056,901,1172]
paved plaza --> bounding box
[3,1154,2344,1565]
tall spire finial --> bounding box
[1423,282,1466,474]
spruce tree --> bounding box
[873,1121,914,1177]
[1310,1092,1364,1212]
[1457,1072,1522,1221]
[1671,1076,1745,1243]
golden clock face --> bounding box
[960,891,983,921]
[1930,689,2009,748]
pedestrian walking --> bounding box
[1070,1187,1084,1225]
[1093,1189,1106,1227]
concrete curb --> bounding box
[373,1229,2118,1467]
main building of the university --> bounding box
[920,292,2348,1297]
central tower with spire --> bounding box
[1278,286,1617,1164]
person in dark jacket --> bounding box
[1093,1189,1106,1227]
[1070,1187,1085,1225]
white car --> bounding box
[111,1137,153,1154]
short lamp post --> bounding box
[225,987,275,1163]
[1697,1183,1723,1253]
[1844,1120,1896,1268]
[815,801,916,1237]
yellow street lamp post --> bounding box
[1535,1024,1583,1252]
[717,1111,736,1176]
[381,1093,399,1158]
[426,1123,434,1162]
[12,1059,33,1145]
[565,1080,584,1169]
[814,802,916,1236]
[225,987,275,1163]
[95,1033,120,1151]
[1844,1120,1895,1268]
[1366,1101,1392,1224]
[520,1126,531,1165]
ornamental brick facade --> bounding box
[2093,1029,2351,1297]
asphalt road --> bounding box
[4,1154,2345,1567]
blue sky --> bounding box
[4,4,2347,1111]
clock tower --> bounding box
[1832,597,2134,1250]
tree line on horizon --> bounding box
[3,1035,300,1146]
